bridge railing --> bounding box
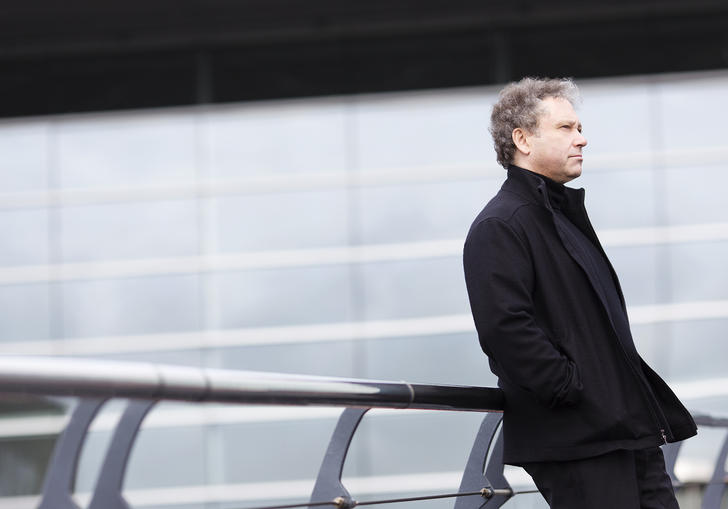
[0,356,725,509]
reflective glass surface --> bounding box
[214,189,349,252]
[354,177,502,245]
[60,200,199,262]
[361,332,494,386]
[0,121,49,192]
[668,318,728,381]
[60,275,201,338]
[665,163,728,224]
[219,418,337,483]
[0,208,49,266]
[355,257,470,321]
[670,241,728,302]
[577,168,658,229]
[217,340,359,378]
[605,245,660,306]
[658,73,728,150]
[57,112,198,188]
[353,90,494,170]
[212,266,352,328]
[206,100,349,177]
[0,284,51,342]
[578,78,652,158]
[343,411,484,477]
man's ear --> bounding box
[512,128,531,156]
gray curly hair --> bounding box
[490,77,581,169]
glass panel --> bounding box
[355,177,503,245]
[75,401,206,491]
[206,99,348,177]
[57,112,197,188]
[0,394,67,496]
[361,332,495,386]
[631,322,663,366]
[215,341,358,379]
[669,240,728,302]
[578,78,652,158]
[0,208,49,266]
[355,257,471,321]
[102,349,205,368]
[667,319,728,382]
[0,121,49,192]
[60,200,199,262]
[675,425,727,485]
[0,436,57,496]
[658,73,728,151]
[125,425,207,489]
[60,275,201,338]
[343,411,484,478]
[576,168,658,229]
[665,163,728,225]
[219,417,338,483]
[212,266,351,329]
[0,284,51,343]
[604,245,660,306]
[353,90,494,170]
[214,189,349,253]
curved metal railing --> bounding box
[0,356,724,509]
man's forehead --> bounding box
[538,97,580,122]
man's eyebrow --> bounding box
[556,119,583,129]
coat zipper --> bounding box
[575,201,670,444]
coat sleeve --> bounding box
[463,217,582,408]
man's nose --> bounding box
[576,132,587,147]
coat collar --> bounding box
[504,165,628,315]
[504,164,586,214]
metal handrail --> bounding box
[0,356,504,412]
[0,356,725,509]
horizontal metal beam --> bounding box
[0,356,504,412]
[3,0,728,59]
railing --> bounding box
[0,356,725,509]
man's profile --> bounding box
[463,77,696,508]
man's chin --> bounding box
[566,163,583,181]
[561,170,581,184]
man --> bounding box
[463,77,696,508]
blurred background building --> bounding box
[0,1,727,508]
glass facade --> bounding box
[0,70,727,508]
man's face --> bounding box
[525,96,587,184]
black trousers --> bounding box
[521,447,679,509]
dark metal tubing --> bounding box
[693,414,728,428]
[38,398,107,509]
[455,412,508,509]
[0,356,504,413]
[310,408,369,509]
[700,431,728,509]
[662,441,684,487]
[88,399,156,509]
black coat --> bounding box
[463,165,696,464]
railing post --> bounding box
[661,441,683,488]
[455,412,511,509]
[37,398,107,509]
[701,430,728,509]
[87,399,156,509]
[309,408,368,508]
